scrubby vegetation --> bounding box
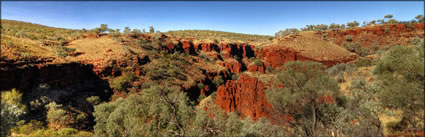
[1,20,82,46]
[166,30,274,43]
[1,13,424,137]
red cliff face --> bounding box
[194,42,219,52]
[218,61,243,74]
[176,41,255,60]
[215,74,272,120]
[257,47,298,69]
[247,64,265,74]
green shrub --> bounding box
[198,94,207,102]
[266,65,273,73]
[275,28,299,37]
[29,129,59,137]
[233,55,240,61]
[343,42,369,57]
[45,102,72,127]
[74,131,94,137]
[345,35,353,41]
[386,121,405,134]
[109,71,135,92]
[13,120,44,135]
[374,45,424,129]
[266,61,344,137]
[58,128,78,136]
[232,74,240,80]
[213,76,224,86]
[197,83,205,89]
[86,96,100,105]
[355,58,374,67]
[253,59,263,66]
[93,85,193,137]
[54,46,76,57]
[326,63,357,82]
[1,89,27,137]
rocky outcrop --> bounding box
[215,74,272,120]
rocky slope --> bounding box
[1,21,424,129]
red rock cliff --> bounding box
[215,74,272,120]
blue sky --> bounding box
[1,1,424,35]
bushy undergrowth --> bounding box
[166,30,273,43]
[1,19,83,45]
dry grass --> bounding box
[276,31,356,61]
[1,35,54,59]
[339,66,375,94]
[65,36,139,67]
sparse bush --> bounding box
[253,59,263,66]
[94,85,193,137]
[198,94,207,102]
[386,121,405,134]
[374,45,424,129]
[123,27,131,36]
[355,58,374,67]
[45,102,70,127]
[54,46,76,57]
[275,28,299,37]
[58,128,78,136]
[197,83,205,89]
[86,96,101,105]
[1,89,27,137]
[110,29,120,39]
[266,61,344,137]
[384,14,393,19]
[326,63,357,82]
[129,29,141,38]
[28,128,92,137]
[345,35,353,41]
[29,128,59,137]
[343,42,369,57]
[233,55,240,61]
[266,65,273,73]
[12,120,44,135]
[213,76,225,86]
[74,131,94,137]
[149,26,155,33]
[109,71,135,92]
[99,24,108,33]
[347,21,360,28]
[415,14,424,22]
[232,74,240,80]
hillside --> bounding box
[166,29,274,44]
[1,19,424,137]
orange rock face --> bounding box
[218,61,243,74]
[215,74,272,120]
[257,47,298,68]
[175,40,255,60]
[247,64,265,74]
